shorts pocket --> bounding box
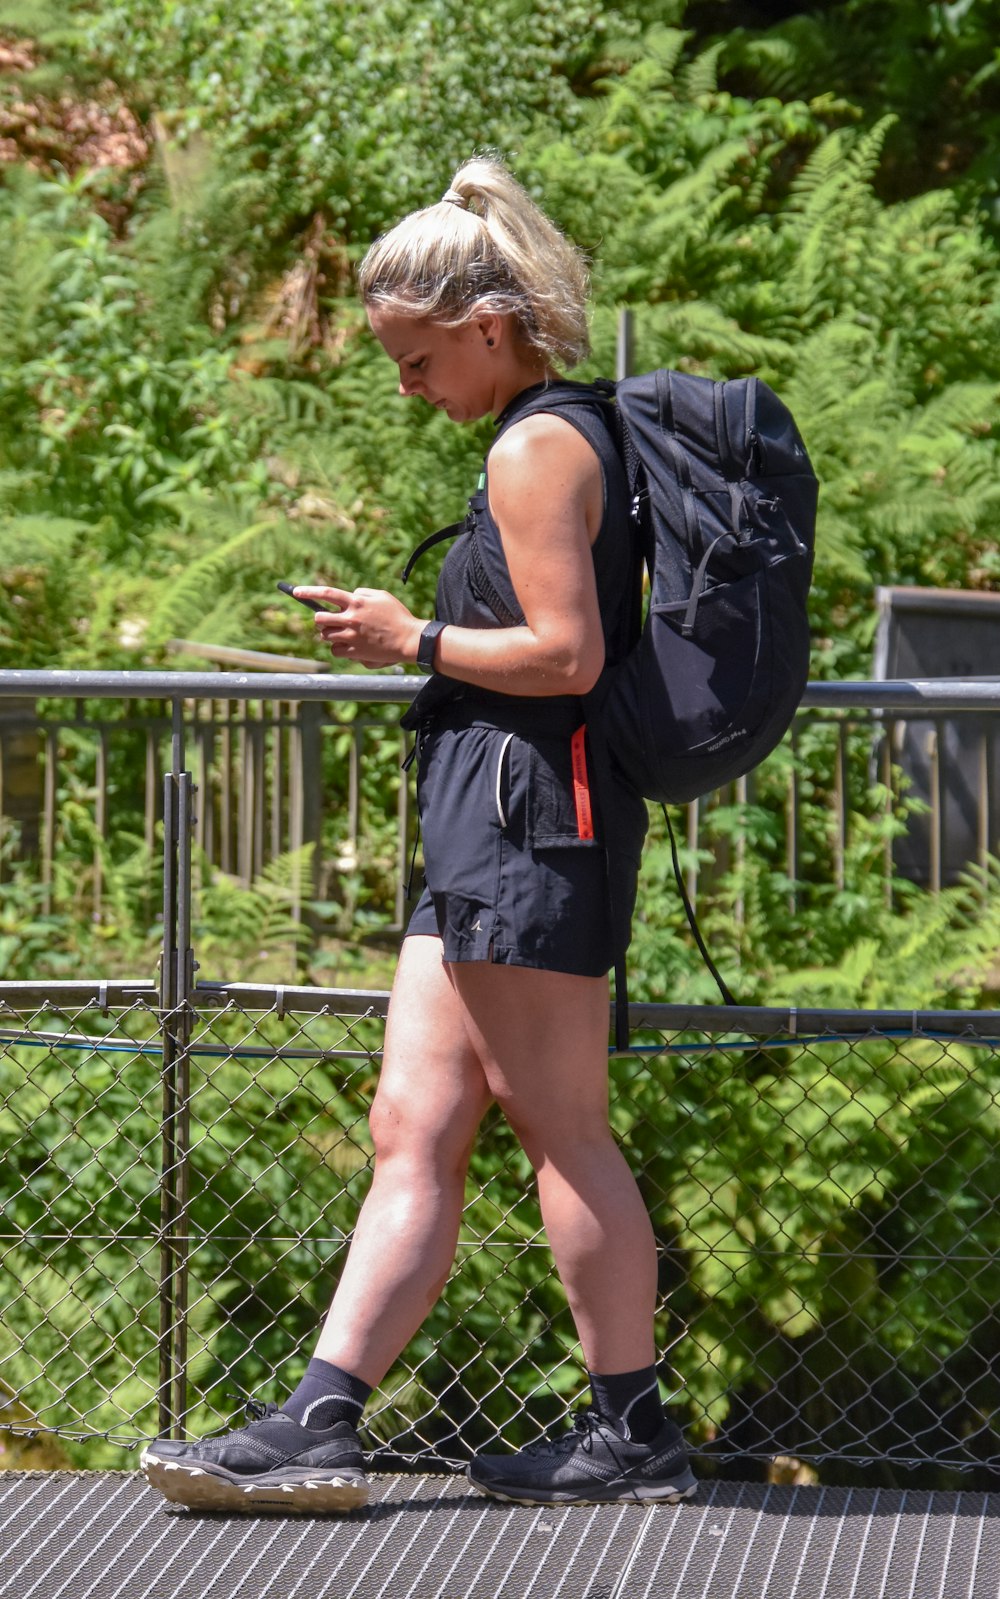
[527,726,600,849]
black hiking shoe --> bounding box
[467,1408,697,1506]
[141,1401,369,1514]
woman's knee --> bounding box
[368,1081,487,1172]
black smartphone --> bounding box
[276,582,336,614]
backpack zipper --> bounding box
[745,376,764,472]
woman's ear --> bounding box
[477,313,504,350]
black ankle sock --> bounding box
[282,1358,372,1430]
[587,1365,665,1444]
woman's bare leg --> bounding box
[313,935,493,1386]
[449,962,657,1374]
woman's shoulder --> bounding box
[488,408,602,487]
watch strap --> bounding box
[417,619,447,672]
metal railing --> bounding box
[2,673,998,923]
[1,671,999,1486]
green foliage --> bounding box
[714,0,1000,204]
[76,0,619,249]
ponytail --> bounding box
[358,156,590,370]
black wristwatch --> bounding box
[417,619,447,673]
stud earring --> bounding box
[486,337,495,347]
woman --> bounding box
[142,156,696,1513]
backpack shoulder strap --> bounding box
[401,517,467,587]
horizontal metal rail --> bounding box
[0,670,999,709]
[2,978,998,1041]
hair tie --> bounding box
[441,188,468,209]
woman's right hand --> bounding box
[294,586,426,669]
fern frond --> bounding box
[639,300,793,372]
[681,40,725,100]
[259,844,316,897]
[728,16,859,103]
[226,374,338,432]
[642,25,690,80]
[0,515,91,568]
[846,116,897,192]
[145,515,284,644]
[785,127,856,210]
[810,514,870,585]
[0,179,57,358]
[904,382,1000,439]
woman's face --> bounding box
[367,306,503,423]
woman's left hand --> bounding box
[292,586,424,669]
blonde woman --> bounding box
[142,157,696,1513]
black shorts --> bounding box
[404,712,647,979]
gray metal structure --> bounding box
[3,1470,1000,1599]
[873,587,1000,886]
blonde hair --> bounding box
[357,156,590,370]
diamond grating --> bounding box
[2,1472,1000,1599]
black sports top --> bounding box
[402,380,640,729]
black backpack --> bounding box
[581,368,817,804]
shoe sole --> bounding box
[466,1467,698,1507]
[141,1449,369,1514]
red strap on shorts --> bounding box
[570,725,595,841]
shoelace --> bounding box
[223,1392,279,1427]
[524,1409,607,1459]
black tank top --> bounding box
[402,380,640,728]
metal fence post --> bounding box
[157,697,196,1439]
[616,306,634,382]
[299,699,324,901]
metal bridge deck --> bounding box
[2,1471,999,1599]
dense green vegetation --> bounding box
[2,0,1000,1484]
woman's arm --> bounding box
[298,414,606,697]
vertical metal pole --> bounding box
[882,722,894,909]
[834,723,847,893]
[145,727,159,858]
[94,727,108,922]
[396,729,411,931]
[988,725,997,862]
[299,701,323,900]
[0,729,5,883]
[220,702,233,876]
[686,797,699,906]
[42,727,57,915]
[158,696,195,1439]
[734,773,747,929]
[928,725,941,894]
[157,735,177,1439]
[239,713,252,885]
[251,701,265,880]
[197,719,213,859]
[977,726,989,894]
[786,725,799,915]
[271,700,283,866]
[289,701,303,924]
[616,307,635,382]
[348,727,360,857]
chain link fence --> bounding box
[5,991,1000,1482]
[1,672,999,1486]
